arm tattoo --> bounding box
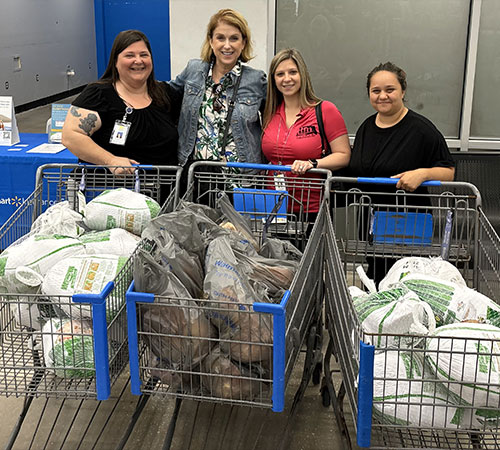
[78,113,98,136]
[70,106,81,117]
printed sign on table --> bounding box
[0,96,20,146]
[49,104,71,143]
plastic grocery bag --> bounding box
[201,346,266,400]
[379,257,467,291]
[176,200,221,223]
[83,188,160,235]
[30,201,85,238]
[203,235,273,363]
[352,286,436,348]
[216,192,259,251]
[141,297,217,376]
[42,254,128,319]
[426,322,500,407]
[79,228,140,257]
[147,353,202,393]
[142,207,219,261]
[234,250,298,298]
[155,230,204,298]
[134,244,217,375]
[400,274,500,328]
[0,234,85,293]
[133,247,176,296]
[258,238,303,261]
[42,318,95,378]
[373,349,466,428]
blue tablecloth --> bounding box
[0,133,77,224]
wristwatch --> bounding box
[309,159,318,168]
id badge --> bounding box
[274,173,286,191]
[109,120,131,146]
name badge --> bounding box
[274,173,286,191]
[109,120,131,146]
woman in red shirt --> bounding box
[261,48,350,213]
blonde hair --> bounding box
[263,48,321,129]
[200,8,254,63]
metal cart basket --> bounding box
[0,163,181,447]
[125,161,331,447]
[323,177,500,449]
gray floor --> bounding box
[0,99,358,450]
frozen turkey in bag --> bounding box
[351,285,436,348]
[400,274,500,328]
[0,234,85,293]
[79,228,140,257]
[373,350,466,428]
[42,254,128,319]
[42,318,95,378]
[83,188,161,236]
[426,322,500,407]
[30,201,85,238]
[378,256,466,291]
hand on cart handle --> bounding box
[290,159,314,175]
[391,169,438,191]
[105,155,140,174]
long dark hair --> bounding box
[100,29,168,107]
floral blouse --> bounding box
[194,61,241,166]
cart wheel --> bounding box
[312,361,322,386]
[321,385,331,407]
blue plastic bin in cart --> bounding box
[126,161,330,414]
[0,163,181,402]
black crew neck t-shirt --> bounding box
[72,82,180,166]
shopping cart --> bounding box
[0,163,181,448]
[125,161,331,448]
[322,176,500,449]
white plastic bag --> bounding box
[83,188,160,235]
[379,257,466,291]
[42,254,128,319]
[0,234,85,293]
[79,228,140,257]
[373,350,465,428]
[352,286,436,348]
[203,236,273,363]
[42,318,95,378]
[426,322,500,407]
[400,274,500,328]
[30,201,85,238]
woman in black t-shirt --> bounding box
[348,61,455,189]
[62,30,180,174]
[347,62,455,284]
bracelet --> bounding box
[309,159,318,168]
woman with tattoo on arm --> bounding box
[62,30,180,174]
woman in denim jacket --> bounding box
[170,8,267,167]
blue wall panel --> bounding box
[94,0,171,81]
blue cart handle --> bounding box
[226,162,292,172]
[77,162,154,169]
[356,177,441,186]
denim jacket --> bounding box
[170,59,267,166]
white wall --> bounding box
[169,0,272,79]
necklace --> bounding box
[275,115,295,166]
